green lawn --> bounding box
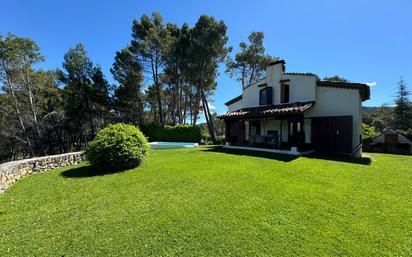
[1,146,411,256]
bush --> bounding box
[85,124,150,171]
[216,136,225,145]
[398,128,412,141]
[140,124,201,142]
[362,123,379,143]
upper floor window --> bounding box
[259,87,273,105]
[281,84,289,103]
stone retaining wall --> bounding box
[0,152,84,193]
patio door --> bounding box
[288,120,302,146]
[250,120,261,136]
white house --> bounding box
[218,60,370,157]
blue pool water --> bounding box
[149,141,198,149]
[156,142,194,145]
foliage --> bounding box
[111,48,144,124]
[199,112,225,143]
[393,77,412,130]
[362,123,378,142]
[59,44,113,137]
[362,105,395,131]
[85,123,149,171]
[131,12,169,124]
[323,75,350,82]
[0,34,62,158]
[226,31,277,89]
[140,124,201,142]
[398,128,412,141]
[1,148,412,256]
[189,15,231,142]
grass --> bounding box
[0,146,411,256]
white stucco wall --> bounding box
[305,86,362,152]
[261,119,289,142]
[242,83,261,108]
[280,75,317,104]
[304,118,311,144]
[227,100,243,112]
[239,64,317,109]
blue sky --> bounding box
[1,0,411,114]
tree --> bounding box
[362,123,378,141]
[226,32,277,89]
[111,47,144,124]
[362,104,395,131]
[393,77,412,130]
[190,15,231,142]
[0,34,60,156]
[111,48,144,124]
[131,12,170,124]
[59,43,112,149]
[323,75,350,82]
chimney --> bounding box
[266,59,285,82]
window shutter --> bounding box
[281,84,289,103]
[285,85,289,102]
[266,87,273,105]
[259,88,266,105]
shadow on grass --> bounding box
[306,153,372,165]
[200,146,372,165]
[60,165,125,178]
[200,146,298,162]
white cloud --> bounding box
[208,103,216,111]
[365,81,377,87]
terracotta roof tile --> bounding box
[284,72,317,77]
[218,101,315,119]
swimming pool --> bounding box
[149,142,199,149]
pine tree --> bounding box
[393,77,412,130]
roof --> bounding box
[268,59,286,66]
[224,95,242,106]
[218,101,315,119]
[317,81,370,101]
[369,129,411,145]
[284,72,317,77]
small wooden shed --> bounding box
[365,129,411,155]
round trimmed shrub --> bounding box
[85,124,150,171]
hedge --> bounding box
[140,124,201,143]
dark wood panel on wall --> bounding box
[311,116,353,154]
[228,120,245,145]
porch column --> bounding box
[225,120,230,144]
[280,119,283,148]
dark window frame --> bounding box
[259,87,273,106]
[281,84,290,103]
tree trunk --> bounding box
[178,78,183,124]
[152,56,164,125]
[7,79,35,156]
[201,89,216,143]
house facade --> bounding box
[218,60,370,157]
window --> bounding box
[297,122,301,132]
[259,87,273,105]
[281,84,289,103]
